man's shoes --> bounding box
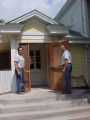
[62,91,67,94]
[22,86,25,92]
[62,91,72,94]
[68,92,72,94]
[16,88,25,94]
[22,89,25,92]
[16,92,21,94]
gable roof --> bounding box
[8,10,58,25]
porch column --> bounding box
[10,39,19,92]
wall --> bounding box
[70,44,87,87]
[18,20,51,43]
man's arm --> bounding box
[14,61,20,75]
[62,59,68,72]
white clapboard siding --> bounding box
[0,70,12,93]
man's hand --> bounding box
[62,68,65,72]
[17,69,20,75]
[14,61,20,75]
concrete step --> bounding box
[71,116,90,120]
[0,89,88,101]
[0,95,66,105]
[0,92,67,105]
[0,99,88,113]
[0,91,88,105]
[36,112,90,120]
[0,105,90,120]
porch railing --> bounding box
[0,70,12,93]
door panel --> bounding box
[49,41,69,90]
[20,43,31,91]
[30,44,46,87]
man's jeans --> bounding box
[15,68,25,93]
[64,64,72,93]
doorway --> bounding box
[30,44,47,87]
[20,41,69,91]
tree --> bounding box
[0,19,5,23]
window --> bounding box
[30,50,41,69]
[30,50,34,69]
[35,50,41,69]
[0,50,11,70]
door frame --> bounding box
[49,41,69,90]
[19,43,31,91]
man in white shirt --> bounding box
[14,47,25,94]
[60,45,72,94]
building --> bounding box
[0,10,69,93]
[55,0,90,87]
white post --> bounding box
[11,39,19,92]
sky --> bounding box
[0,0,67,22]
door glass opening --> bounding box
[30,50,41,69]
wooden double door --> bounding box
[20,41,69,91]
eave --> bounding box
[0,23,22,34]
[47,25,69,35]
[66,37,90,44]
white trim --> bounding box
[13,14,57,24]
[0,30,21,33]
[47,25,69,35]
[69,40,90,44]
[0,24,22,34]
[17,40,55,43]
[49,30,69,34]
[9,10,58,25]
